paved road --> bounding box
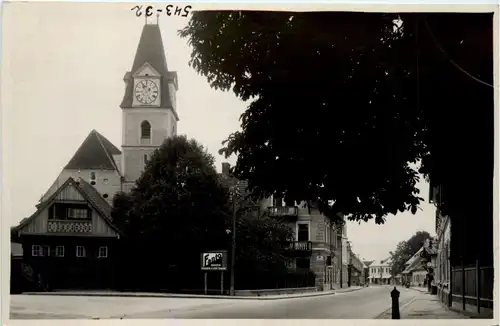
[10,295,240,319]
[10,286,419,319]
[127,286,418,319]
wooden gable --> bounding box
[16,178,120,238]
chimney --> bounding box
[222,162,230,176]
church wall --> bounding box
[122,148,156,182]
[112,154,122,175]
[168,83,177,112]
[41,169,122,205]
[122,108,170,147]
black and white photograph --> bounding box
[2,2,497,322]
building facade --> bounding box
[258,193,347,290]
[368,258,392,285]
[348,249,365,286]
[434,209,452,304]
[429,179,495,318]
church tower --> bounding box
[120,22,179,192]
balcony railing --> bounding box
[282,241,313,257]
[47,220,92,234]
[268,206,299,217]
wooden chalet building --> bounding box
[12,177,122,290]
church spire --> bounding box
[120,23,177,109]
[131,23,169,76]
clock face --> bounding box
[135,79,159,105]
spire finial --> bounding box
[156,13,160,25]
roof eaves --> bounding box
[13,177,76,231]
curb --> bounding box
[409,287,429,294]
[21,290,337,301]
[21,287,366,301]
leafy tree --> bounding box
[235,207,294,273]
[221,180,298,288]
[179,12,493,224]
[111,135,230,289]
[389,230,431,275]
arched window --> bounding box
[141,120,151,139]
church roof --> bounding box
[132,24,169,77]
[64,130,121,171]
[120,24,176,111]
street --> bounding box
[11,286,421,319]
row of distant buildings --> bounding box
[402,183,493,317]
[362,181,494,317]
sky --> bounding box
[2,2,436,263]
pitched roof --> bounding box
[132,24,169,77]
[13,177,121,236]
[76,178,113,221]
[120,24,176,112]
[64,130,121,171]
[363,260,374,267]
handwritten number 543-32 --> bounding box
[131,5,192,18]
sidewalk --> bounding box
[335,286,364,294]
[22,286,364,300]
[378,292,469,319]
[410,286,429,294]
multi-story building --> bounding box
[363,260,374,284]
[348,248,365,286]
[434,209,452,305]
[220,162,346,291]
[260,184,345,291]
[368,258,393,285]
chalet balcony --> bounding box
[47,220,92,234]
[268,206,299,218]
[282,241,313,257]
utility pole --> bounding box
[339,233,343,288]
[229,186,237,296]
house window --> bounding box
[144,154,149,165]
[68,208,88,219]
[297,223,309,242]
[273,196,283,207]
[98,246,108,258]
[32,245,41,257]
[42,245,51,257]
[55,246,65,257]
[76,246,86,258]
[141,120,151,139]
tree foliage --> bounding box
[179,11,493,224]
[111,135,229,271]
[389,230,431,275]
[234,204,295,273]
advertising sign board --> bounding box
[201,250,228,271]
